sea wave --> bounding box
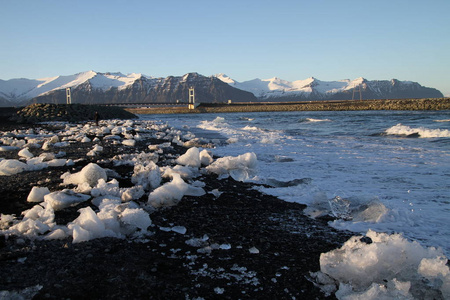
[385,124,450,138]
[299,118,332,123]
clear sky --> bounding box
[1,0,449,95]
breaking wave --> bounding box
[385,124,450,138]
[299,118,332,123]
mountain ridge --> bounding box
[0,71,443,106]
[213,74,442,101]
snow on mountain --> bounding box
[214,75,368,98]
[214,75,442,100]
[214,74,236,85]
[89,72,145,91]
[0,71,443,106]
[0,71,149,104]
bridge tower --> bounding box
[188,87,195,109]
[352,84,362,101]
[66,88,72,104]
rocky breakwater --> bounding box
[126,98,450,115]
[10,103,137,123]
[196,98,450,113]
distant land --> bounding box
[0,71,443,107]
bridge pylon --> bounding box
[188,87,195,109]
[66,88,72,104]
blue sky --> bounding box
[1,0,449,95]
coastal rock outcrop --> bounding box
[10,103,137,123]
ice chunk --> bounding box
[25,157,48,171]
[122,139,136,147]
[328,196,352,220]
[39,152,56,161]
[91,179,120,198]
[249,247,260,254]
[18,147,34,158]
[70,224,91,243]
[131,161,161,191]
[200,149,213,166]
[4,203,55,237]
[0,214,15,230]
[44,228,68,240]
[0,159,28,175]
[27,186,50,203]
[87,144,103,156]
[120,208,151,231]
[206,152,257,181]
[176,147,201,167]
[148,173,188,208]
[120,186,145,202]
[353,201,388,223]
[171,226,187,234]
[315,229,449,299]
[92,144,103,152]
[162,165,198,180]
[47,159,67,167]
[209,189,222,198]
[62,163,107,187]
[68,206,119,243]
[185,184,206,197]
[44,189,90,211]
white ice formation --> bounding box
[0,119,256,245]
[312,230,449,299]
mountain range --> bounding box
[0,71,443,106]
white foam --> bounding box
[385,124,450,138]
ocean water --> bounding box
[140,110,450,256]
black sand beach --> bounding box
[0,108,352,299]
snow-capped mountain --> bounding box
[214,74,443,101]
[0,71,148,104]
[0,71,256,106]
[0,71,443,107]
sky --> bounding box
[1,0,449,95]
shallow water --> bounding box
[140,110,450,255]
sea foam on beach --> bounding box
[141,111,450,299]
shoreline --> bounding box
[126,97,450,114]
[0,119,351,299]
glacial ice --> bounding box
[131,161,161,191]
[27,186,50,203]
[313,230,450,299]
[61,163,107,187]
[176,147,201,167]
[0,159,28,175]
[44,189,91,211]
[148,173,190,207]
[206,152,257,181]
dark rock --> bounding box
[10,103,137,123]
